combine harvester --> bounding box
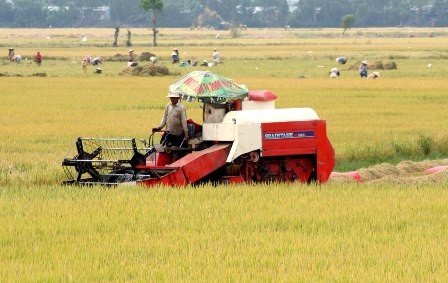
[62,72,334,186]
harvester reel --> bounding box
[61,138,103,183]
[74,146,102,182]
[62,137,152,185]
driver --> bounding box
[152,92,189,147]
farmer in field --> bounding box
[14,54,22,63]
[34,51,42,66]
[128,49,138,67]
[8,48,14,62]
[367,71,380,79]
[82,56,91,73]
[212,48,220,65]
[200,59,209,66]
[171,48,179,64]
[91,57,102,65]
[152,92,189,147]
[336,56,347,64]
[329,67,340,78]
[128,49,135,61]
[359,60,368,77]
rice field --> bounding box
[1,28,448,282]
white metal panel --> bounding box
[204,103,227,123]
[202,122,262,162]
[242,100,276,110]
[226,123,262,162]
[202,107,319,163]
[202,123,235,141]
[221,108,319,124]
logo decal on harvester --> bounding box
[264,131,315,140]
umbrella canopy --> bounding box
[168,71,248,104]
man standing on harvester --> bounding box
[152,92,189,147]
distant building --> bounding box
[48,5,68,12]
[286,0,299,12]
[47,5,110,21]
[46,4,111,26]
[90,6,111,21]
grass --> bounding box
[1,27,448,281]
[2,184,448,282]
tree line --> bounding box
[1,0,447,28]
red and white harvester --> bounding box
[62,90,334,186]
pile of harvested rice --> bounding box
[329,159,448,184]
[119,64,171,77]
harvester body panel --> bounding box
[137,143,232,186]
[203,123,261,163]
[202,108,321,163]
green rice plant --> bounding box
[418,134,434,156]
[434,135,448,155]
[391,139,416,156]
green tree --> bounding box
[0,0,14,26]
[126,29,132,46]
[294,0,354,27]
[140,0,163,47]
[113,26,119,47]
[46,2,79,27]
[109,0,147,26]
[13,0,48,27]
[433,0,448,26]
[341,14,355,34]
[294,0,325,26]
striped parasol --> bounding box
[168,71,248,104]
